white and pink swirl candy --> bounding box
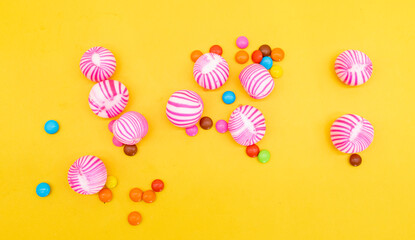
[193,53,229,90]
[113,111,149,145]
[68,155,107,195]
[80,46,116,82]
[166,90,204,128]
[330,114,374,154]
[239,64,275,99]
[88,80,129,118]
[228,105,266,146]
[334,50,373,86]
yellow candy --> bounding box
[106,176,117,189]
[270,65,283,78]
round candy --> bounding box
[209,45,223,56]
[106,176,117,189]
[251,50,263,63]
[68,155,107,195]
[270,65,283,78]
[108,120,116,133]
[80,46,116,82]
[334,50,373,86]
[258,150,270,163]
[330,114,374,154]
[260,56,273,70]
[259,45,271,56]
[124,144,138,156]
[235,50,249,64]
[44,120,59,134]
[185,125,198,137]
[236,36,249,49]
[151,179,165,192]
[88,80,129,118]
[191,50,203,62]
[228,105,266,146]
[166,90,204,128]
[239,64,275,99]
[129,188,143,202]
[142,190,156,203]
[222,91,236,104]
[271,48,285,62]
[215,120,228,133]
[112,136,124,147]
[246,144,260,158]
[128,211,142,226]
[36,182,51,197]
[199,116,213,130]
[98,188,112,203]
[193,53,229,90]
[113,111,149,145]
[350,154,362,166]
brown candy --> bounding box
[199,116,213,130]
[259,44,272,57]
[124,144,138,156]
[349,154,362,166]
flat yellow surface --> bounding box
[1,0,415,239]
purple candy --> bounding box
[236,36,249,49]
[215,120,228,133]
[108,120,116,133]
[186,125,199,137]
[112,136,124,147]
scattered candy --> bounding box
[259,44,271,57]
[350,154,362,166]
[88,80,129,118]
[246,144,260,158]
[36,182,51,197]
[80,46,116,82]
[209,45,223,56]
[335,50,373,86]
[166,90,204,128]
[251,50,263,63]
[98,188,112,203]
[270,65,283,78]
[330,114,374,154]
[215,120,228,133]
[124,144,138,156]
[142,190,156,203]
[239,64,275,99]
[200,116,213,130]
[129,188,143,202]
[106,176,118,189]
[271,48,285,62]
[236,36,249,49]
[191,50,203,62]
[193,53,229,90]
[222,91,236,104]
[44,120,59,134]
[113,111,149,145]
[68,155,107,195]
[151,179,165,192]
[128,211,142,226]
[235,50,249,64]
[228,105,266,146]
[260,56,273,70]
[112,136,124,147]
[108,120,116,133]
[186,125,199,137]
[258,150,270,163]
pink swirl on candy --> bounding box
[330,114,374,154]
[334,50,373,86]
[228,105,266,146]
[88,80,129,118]
[113,111,149,145]
[80,46,116,82]
[239,64,275,99]
[166,90,204,128]
[68,155,107,195]
[193,53,229,90]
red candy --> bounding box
[151,179,164,192]
[209,45,223,56]
[246,144,260,157]
[251,50,263,63]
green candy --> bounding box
[257,150,271,163]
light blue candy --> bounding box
[260,56,273,70]
[36,182,51,197]
[222,91,236,104]
[44,120,59,134]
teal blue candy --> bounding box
[260,56,273,70]
[44,120,59,134]
[258,150,271,163]
[36,182,51,197]
[222,91,236,104]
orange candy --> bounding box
[129,188,143,202]
[271,48,285,62]
[98,188,112,203]
[128,211,142,226]
[235,50,249,64]
[142,190,157,203]
[251,50,263,63]
[191,50,203,62]
[209,45,223,56]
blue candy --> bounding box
[44,120,59,134]
[36,182,51,197]
[222,91,236,104]
[260,56,273,70]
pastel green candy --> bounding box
[258,150,271,163]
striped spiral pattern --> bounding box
[334,50,373,86]
[67,155,107,195]
[80,46,116,82]
[166,90,204,128]
[193,53,229,90]
[228,105,266,146]
[330,114,374,154]
[113,111,149,145]
[88,80,129,118]
[239,64,275,99]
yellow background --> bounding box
[1,0,415,239]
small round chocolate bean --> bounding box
[124,144,138,156]
[259,44,272,57]
[199,117,213,130]
[349,154,362,166]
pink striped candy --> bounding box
[228,105,266,146]
[334,50,373,86]
[68,155,107,195]
[193,53,229,90]
[113,111,149,145]
[239,64,275,99]
[80,47,116,82]
[88,80,129,118]
[330,114,374,154]
[166,90,204,128]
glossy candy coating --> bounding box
[236,36,249,49]
[151,179,165,192]
[260,56,273,70]
[209,45,223,56]
[271,48,285,62]
[251,50,263,63]
[129,188,143,202]
[235,50,249,64]
[215,120,228,133]
[44,120,59,134]
[36,182,51,197]
[185,125,199,137]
